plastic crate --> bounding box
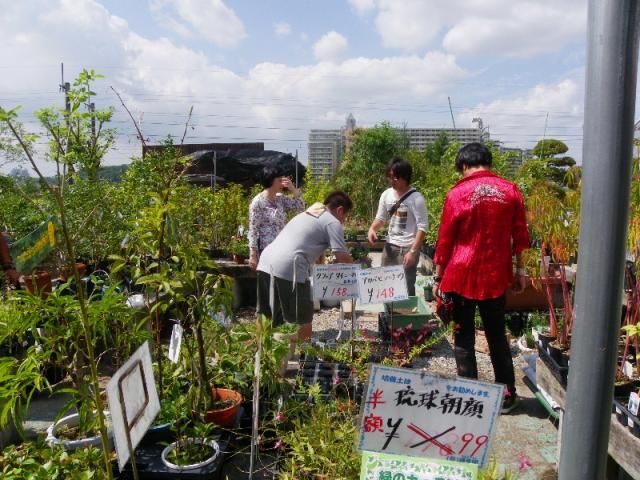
[613,398,640,438]
[382,296,433,329]
[119,428,234,480]
[537,343,568,387]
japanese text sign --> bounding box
[360,451,477,480]
[357,265,409,305]
[357,365,504,467]
[312,263,361,300]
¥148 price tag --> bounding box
[357,265,409,305]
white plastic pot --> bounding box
[46,412,113,451]
[161,438,220,471]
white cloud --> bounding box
[246,52,468,108]
[149,0,246,47]
[348,0,376,15]
[313,31,349,63]
[0,0,479,174]
[274,22,291,37]
[368,0,586,57]
[374,0,450,51]
[443,3,586,57]
[460,78,584,156]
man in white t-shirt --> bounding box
[367,157,428,296]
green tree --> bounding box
[334,122,405,221]
[424,131,450,165]
[531,138,577,188]
[301,168,333,206]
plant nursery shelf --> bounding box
[536,358,640,478]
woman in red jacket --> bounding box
[433,142,530,414]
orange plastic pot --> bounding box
[204,388,242,427]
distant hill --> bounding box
[96,164,130,182]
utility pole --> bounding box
[558,1,640,478]
[295,149,299,188]
[59,63,70,113]
[59,62,74,177]
[213,151,217,192]
[447,96,456,129]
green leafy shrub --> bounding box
[0,441,111,479]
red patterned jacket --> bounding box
[434,170,530,300]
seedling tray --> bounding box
[537,343,568,387]
[294,360,361,401]
[613,398,640,439]
[119,428,234,480]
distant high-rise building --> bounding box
[400,127,483,151]
[307,117,487,178]
[308,114,357,179]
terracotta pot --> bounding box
[232,254,246,265]
[59,262,87,281]
[20,271,52,296]
[0,232,12,267]
[204,388,242,427]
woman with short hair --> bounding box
[248,165,304,270]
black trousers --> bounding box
[449,292,516,395]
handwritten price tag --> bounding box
[357,265,409,305]
[312,264,361,301]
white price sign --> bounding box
[168,324,183,364]
[312,264,361,301]
[357,365,504,467]
[357,265,409,305]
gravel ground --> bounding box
[236,305,529,382]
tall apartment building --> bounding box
[307,115,485,178]
[401,128,482,151]
[307,129,344,179]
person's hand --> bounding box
[248,254,258,271]
[280,177,295,192]
[403,250,418,268]
[432,281,441,299]
[367,229,378,245]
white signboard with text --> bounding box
[312,264,361,301]
[107,341,160,471]
[357,365,504,467]
[357,265,409,305]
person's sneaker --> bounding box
[501,393,520,414]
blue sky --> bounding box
[0,0,594,174]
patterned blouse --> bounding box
[248,192,304,253]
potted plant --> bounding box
[227,235,249,264]
[161,420,221,471]
[350,242,372,268]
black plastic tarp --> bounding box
[183,149,306,188]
